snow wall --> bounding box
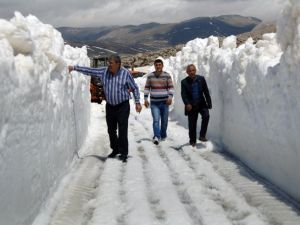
[167,0,300,202]
[0,13,90,225]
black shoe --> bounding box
[199,137,208,142]
[119,155,127,163]
[107,152,119,158]
[190,142,196,147]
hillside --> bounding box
[121,21,276,68]
[58,15,261,56]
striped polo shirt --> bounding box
[74,65,140,106]
[144,71,174,102]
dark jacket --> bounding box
[181,75,212,115]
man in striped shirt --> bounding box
[68,55,142,162]
[144,59,174,145]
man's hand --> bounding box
[186,104,192,111]
[144,100,149,108]
[166,98,172,105]
[68,65,74,73]
[136,103,142,113]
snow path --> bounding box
[34,103,300,225]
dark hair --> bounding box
[154,59,163,65]
[108,54,121,64]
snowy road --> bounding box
[33,103,300,225]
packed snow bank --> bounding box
[0,12,90,225]
[163,0,300,202]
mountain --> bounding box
[58,15,261,56]
[120,21,276,68]
[234,21,276,45]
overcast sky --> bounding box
[0,0,285,27]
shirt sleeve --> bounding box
[167,75,174,98]
[74,65,106,79]
[126,72,140,104]
[181,79,190,105]
[144,75,151,100]
[202,77,212,108]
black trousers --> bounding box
[106,101,130,156]
[187,106,210,144]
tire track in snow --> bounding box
[33,104,111,225]
[165,118,300,224]
[123,124,164,225]
[47,156,105,225]
[116,164,128,225]
[201,150,300,225]
[165,121,270,225]
[138,145,174,224]
[129,121,170,224]
[87,159,125,225]
[133,117,232,224]
[133,115,269,225]
[166,144,268,225]
[156,146,231,225]
[130,116,197,225]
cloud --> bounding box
[0,0,285,27]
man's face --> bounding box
[154,62,163,73]
[108,59,120,74]
[187,66,196,78]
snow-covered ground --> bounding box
[32,103,300,225]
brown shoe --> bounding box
[199,137,208,142]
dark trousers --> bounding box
[188,106,210,144]
[106,101,130,156]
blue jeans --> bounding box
[150,101,169,139]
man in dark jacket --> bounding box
[181,64,212,146]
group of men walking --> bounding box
[68,55,212,162]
